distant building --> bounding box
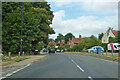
[48,40,56,46]
[67,35,83,47]
[102,29,120,43]
[56,41,60,45]
[60,40,65,46]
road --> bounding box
[3,53,118,79]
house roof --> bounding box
[72,38,83,44]
[56,41,60,44]
[48,40,56,45]
[112,30,120,36]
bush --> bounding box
[101,43,107,51]
[72,43,86,52]
[71,36,102,52]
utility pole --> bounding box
[20,2,23,56]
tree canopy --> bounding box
[98,33,104,40]
[55,33,64,42]
[2,2,55,54]
[64,33,75,43]
[72,35,102,52]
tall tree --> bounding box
[55,33,64,42]
[2,2,55,54]
[98,33,104,40]
[109,37,117,43]
[64,33,75,43]
[107,27,113,32]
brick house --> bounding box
[60,40,65,46]
[67,35,83,47]
[48,40,56,46]
[102,29,120,43]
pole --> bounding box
[112,50,113,56]
[20,2,23,56]
[8,52,11,60]
[106,50,107,56]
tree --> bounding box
[64,33,75,43]
[98,33,104,40]
[55,33,64,42]
[107,27,113,32]
[101,43,107,51]
[2,2,55,54]
[72,43,86,52]
[72,35,102,52]
[115,31,120,43]
[109,37,117,43]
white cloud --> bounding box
[50,10,118,39]
[47,0,119,13]
[82,1,118,13]
[49,34,58,39]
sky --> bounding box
[47,0,119,39]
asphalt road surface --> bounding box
[4,53,118,79]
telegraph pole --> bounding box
[20,2,23,56]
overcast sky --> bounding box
[47,0,119,39]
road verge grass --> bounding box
[14,57,29,62]
[64,52,119,62]
[2,53,48,67]
[2,56,30,66]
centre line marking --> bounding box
[76,65,84,72]
[71,59,85,72]
[88,76,93,80]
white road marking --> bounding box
[1,77,6,79]
[71,59,84,72]
[76,65,84,72]
[88,76,93,80]
[2,63,31,79]
[6,73,12,77]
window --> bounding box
[107,32,109,36]
[104,40,105,42]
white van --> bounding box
[107,43,120,52]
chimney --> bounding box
[79,35,81,38]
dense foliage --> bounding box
[64,33,75,43]
[72,35,102,52]
[2,2,55,54]
[109,32,120,43]
[55,33,64,42]
[98,33,103,40]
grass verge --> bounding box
[14,57,29,62]
[64,52,119,62]
[2,56,30,66]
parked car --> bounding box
[34,50,39,55]
[87,46,104,53]
[107,43,120,52]
[64,48,67,52]
[42,48,47,52]
[61,49,64,52]
[0,53,3,56]
[49,48,55,53]
[56,49,60,52]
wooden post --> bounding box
[118,49,120,58]
[23,51,24,56]
[18,52,20,57]
[112,50,113,56]
[118,49,120,57]
[106,50,107,56]
[102,50,104,56]
[8,52,11,59]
